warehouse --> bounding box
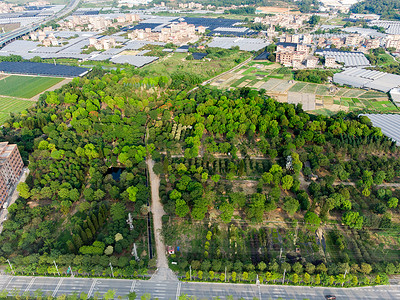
[333,68,400,93]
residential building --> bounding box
[128,22,198,45]
[306,56,319,68]
[0,142,24,206]
[89,37,116,50]
[325,56,337,68]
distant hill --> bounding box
[350,0,400,20]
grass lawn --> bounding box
[0,97,34,124]
[142,51,251,87]
[0,76,64,98]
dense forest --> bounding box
[350,0,400,20]
[0,65,399,285]
[0,69,171,277]
[147,86,400,285]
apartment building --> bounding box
[0,142,23,206]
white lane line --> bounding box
[52,278,64,297]
[24,277,35,292]
[4,276,13,290]
[175,282,181,300]
[130,280,136,293]
[87,279,98,298]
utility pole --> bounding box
[109,262,114,278]
[279,248,282,260]
[189,265,192,281]
[343,269,348,287]
[282,269,286,285]
[53,260,60,276]
[225,266,227,283]
[6,259,14,275]
[68,266,74,277]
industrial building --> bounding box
[333,68,400,93]
[0,142,23,206]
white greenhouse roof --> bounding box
[315,49,370,67]
[207,37,269,52]
[333,68,400,93]
[359,114,400,145]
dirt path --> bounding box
[30,78,72,101]
[146,158,177,281]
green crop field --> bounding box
[0,76,64,98]
[0,97,34,124]
[288,82,307,92]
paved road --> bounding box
[0,0,81,46]
[1,275,400,299]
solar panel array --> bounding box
[315,49,370,67]
[0,61,89,77]
[191,52,207,60]
[359,114,400,145]
[207,37,269,52]
[333,68,400,92]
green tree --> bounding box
[342,211,363,229]
[281,175,294,190]
[388,197,398,208]
[103,290,116,300]
[304,211,321,229]
[126,186,139,202]
[175,199,190,217]
[219,202,234,223]
[282,197,300,216]
[17,182,30,199]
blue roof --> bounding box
[0,61,89,77]
[192,52,207,60]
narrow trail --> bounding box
[146,128,177,281]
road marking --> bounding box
[87,279,98,298]
[130,280,136,293]
[52,278,64,297]
[4,276,13,290]
[24,277,35,292]
[175,282,181,300]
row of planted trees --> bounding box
[181,269,388,287]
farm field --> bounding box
[0,97,34,124]
[0,76,64,98]
[211,61,398,114]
